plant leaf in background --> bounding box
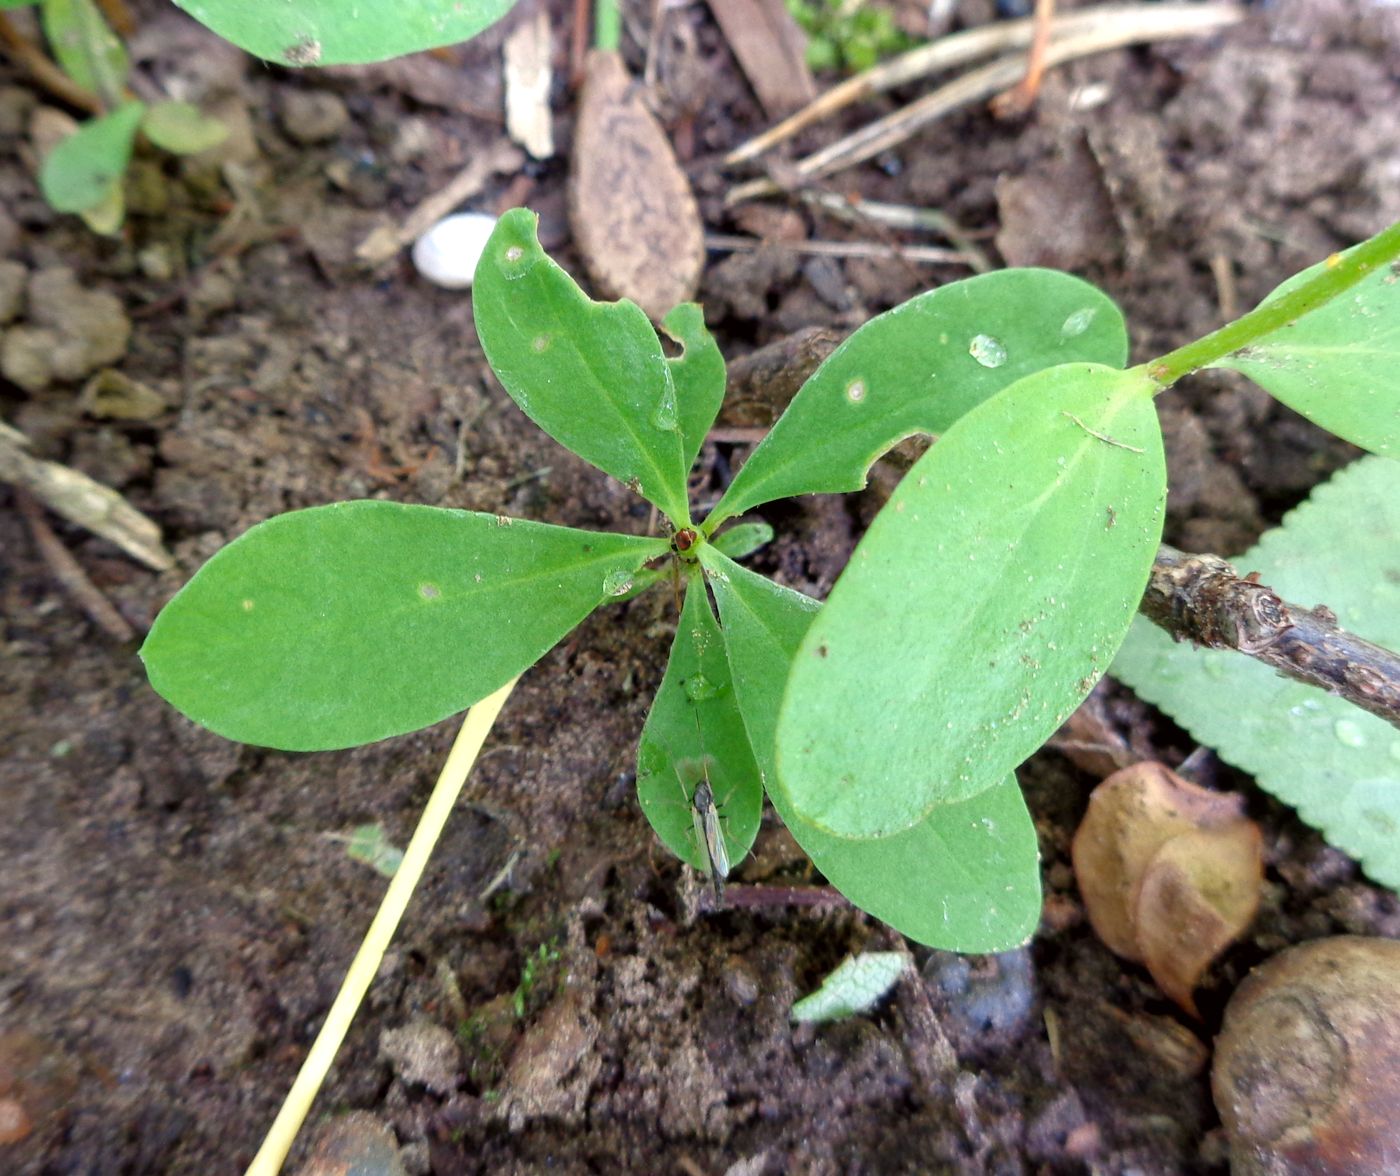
[141,101,228,154]
[1212,244,1400,459]
[39,99,144,225]
[706,269,1128,525]
[1113,456,1400,889]
[141,501,667,751]
[703,549,1042,951]
[345,824,404,878]
[778,364,1166,839]
[790,952,911,1023]
[41,0,127,107]
[709,521,773,561]
[170,0,520,66]
[660,303,727,475]
[637,578,764,876]
[473,209,692,525]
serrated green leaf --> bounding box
[1113,456,1400,889]
[637,577,763,878]
[777,364,1165,839]
[791,952,910,1023]
[661,303,726,474]
[39,101,144,217]
[141,101,228,155]
[709,520,772,561]
[141,501,667,751]
[473,209,691,524]
[1213,244,1400,458]
[706,269,1128,525]
[41,0,127,107]
[170,0,519,66]
[703,548,1042,952]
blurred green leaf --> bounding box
[39,100,143,218]
[141,501,667,750]
[141,101,227,154]
[473,209,692,525]
[1114,456,1400,889]
[777,364,1165,838]
[345,823,403,877]
[707,269,1128,525]
[170,0,519,66]
[41,0,126,106]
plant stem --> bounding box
[244,678,519,1176]
[594,0,620,52]
[1142,219,1400,387]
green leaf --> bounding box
[710,521,773,561]
[637,576,763,878]
[41,0,127,106]
[777,364,1165,839]
[661,303,726,475]
[141,101,228,155]
[790,952,910,1023]
[39,101,144,216]
[1114,456,1400,890]
[141,501,667,751]
[1212,245,1400,459]
[703,549,1042,951]
[706,269,1128,525]
[345,823,404,877]
[170,0,520,66]
[473,209,691,525]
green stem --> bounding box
[594,0,620,52]
[1140,219,1400,388]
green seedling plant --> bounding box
[3,0,230,232]
[142,210,1400,964]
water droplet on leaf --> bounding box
[969,334,1008,368]
[1061,307,1097,338]
[602,569,634,596]
[651,385,679,431]
[1333,718,1367,748]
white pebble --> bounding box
[411,212,499,289]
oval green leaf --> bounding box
[1212,245,1400,459]
[473,209,691,525]
[661,303,726,475]
[637,577,763,878]
[170,0,519,66]
[777,364,1166,839]
[702,548,1042,951]
[706,269,1128,526]
[141,501,667,751]
[41,0,128,107]
[39,100,144,215]
[141,101,228,155]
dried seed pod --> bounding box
[1072,762,1262,1014]
[1213,936,1400,1175]
[568,49,705,321]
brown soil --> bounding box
[2,0,1398,1172]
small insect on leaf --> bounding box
[688,770,730,900]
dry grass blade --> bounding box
[726,4,1243,201]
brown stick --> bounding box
[16,488,136,643]
[0,13,103,115]
[990,0,1056,117]
[1141,544,1400,732]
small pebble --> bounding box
[412,213,499,290]
[279,89,349,145]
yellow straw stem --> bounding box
[245,677,520,1176]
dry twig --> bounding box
[1141,544,1400,732]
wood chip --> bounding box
[504,9,554,159]
[567,49,704,321]
[705,0,816,118]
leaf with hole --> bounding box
[707,269,1128,525]
[703,548,1042,951]
[777,364,1165,839]
[170,0,520,66]
[141,501,667,751]
[637,576,763,879]
[1212,244,1400,459]
[473,209,692,524]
